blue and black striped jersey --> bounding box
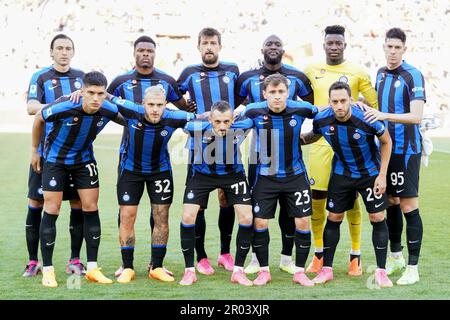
[236,64,312,103]
[108,69,183,155]
[184,119,253,176]
[243,100,317,178]
[376,61,425,155]
[27,66,84,156]
[112,97,195,174]
[177,62,240,113]
[313,106,386,178]
[41,97,118,165]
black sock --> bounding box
[83,210,101,262]
[26,205,42,261]
[294,229,311,268]
[323,219,342,268]
[219,206,235,255]
[121,246,134,269]
[150,208,155,233]
[371,219,389,269]
[279,204,295,256]
[151,244,167,268]
[69,208,84,260]
[253,228,270,267]
[194,210,207,261]
[386,204,403,252]
[235,224,253,267]
[180,222,196,268]
[40,212,58,267]
[404,209,423,265]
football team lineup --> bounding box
[22,25,426,290]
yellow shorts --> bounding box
[307,142,334,191]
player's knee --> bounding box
[295,217,310,230]
[82,202,98,212]
[254,218,268,230]
[182,212,197,225]
[368,212,385,223]
[69,199,82,209]
[29,199,44,208]
[400,198,419,213]
[239,213,253,226]
[327,212,344,222]
[388,196,400,206]
[44,202,61,215]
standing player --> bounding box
[112,86,197,284]
[31,71,122,287]
[24,34,86,277]
[179,101,254,286]
[236,34,314,275]
[109,35,190,277]
[304,25,379,276]
[364,28,425,285]
[177,27,240,274]
[301,81,393,287]
[242,74,320,286]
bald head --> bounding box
[262,35,284,67]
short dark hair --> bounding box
[385,27,406,44]
[324,25,345,37]
[198,27,221,45]
[134,36,156,49]
[50,34,74,50]
[211,100,231,114]
[263,73,289,91]
[83,71,108,88]
[329,81,351,97]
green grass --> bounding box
[0,133,449,299]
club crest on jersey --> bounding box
[259,75,265,80]
[73,117,79,122]
[132,79,137,85]
[52,79,58,84]
[122,193,130,202]
[394,80,401,88]
[222,75,230,84]
[320,69,326,74]
[330,126,335,131]
[161,130,169,137]
[74,81,82,89]
[339,76,348,83]
[29,84,37,94]
[353,132,361,140]
[200,72,206,77]
[328,199,334,208]
[187,191,195,200]
[97,119,104,127]
[254,204,260,213]
[309,178,315,185]
[263,115,269,120]
[289,119,297,127]
[49,178,57,187]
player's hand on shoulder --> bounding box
[186,99,197,113]
[355,100,371,112]
[68,90,82,103]
[364,108,386,124]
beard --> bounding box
[264,52,282,65]
[202,53,219,65]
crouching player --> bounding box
[302,81,393,287]
[179,101,254,286]
[111,86,197,283]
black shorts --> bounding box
[42,161,99,192]
[28,159,79,200]
[252,173,312,219]
[327,173,388,214]
[117,169,174,205]
[184,171,251,208]
[386,153,420,197]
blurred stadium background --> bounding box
[1,0,449,135]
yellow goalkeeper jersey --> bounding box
[304,60,378,145]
